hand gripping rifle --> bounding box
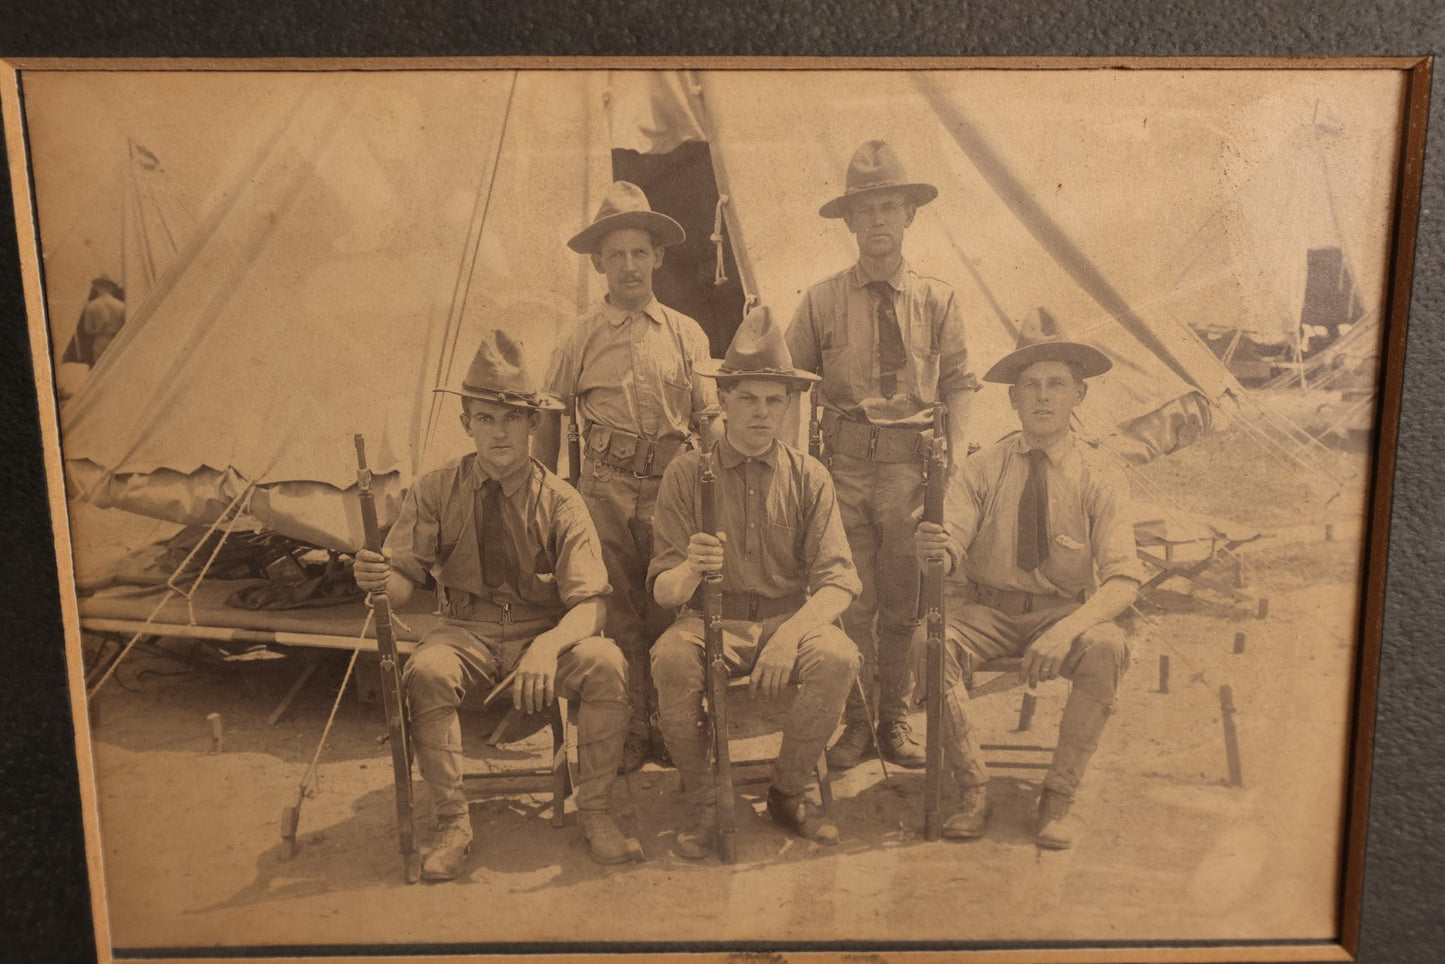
[921,404,949,842]
[354,435,422,883]
[699,429,739,863]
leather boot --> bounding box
[574,697,640,863]
[877,718,926,769]
[1036,789,1081,850]
[766,787,839,845]
[579,811,640,864]
[1046,687,1114,798]
[675,801,718,860]
[826,719,875,770]
[941,784,989,839]
[421,812,473,881]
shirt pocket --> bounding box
[518,546,562,606]
[909,345,941,404]
[822,343,867,404]
[660,372,693,435]
[762,520,804,585]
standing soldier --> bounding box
[540,182,720,772]
[353,330,635,879]
[788,140,979,770]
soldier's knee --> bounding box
[650,628,704,690]
[403,645,463,712]
[814,627,862,681]
[1071,627,1129,694]
[574,636,627,680]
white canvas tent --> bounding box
[40,68,1397,556]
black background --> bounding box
[1,2,1441,961]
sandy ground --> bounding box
[74,422,1371,954]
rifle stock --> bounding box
[354,435,421,884]
[699,433,738,863]
[922,405,949,842]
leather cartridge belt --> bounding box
[820,410,929,463]
[586,424,687,478]
[691,590,807,623]
[440,587,562,626]
[972,584,1082,618]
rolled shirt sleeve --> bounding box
[382,473,442,589]
[800,456,862,600]
[1087,459,1146,587]
[549,490,614,608]
[647,453,699,596]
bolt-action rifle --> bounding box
[354,434,421,883]
[922,404,949,842]
[699,427,738,863]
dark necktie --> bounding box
[868,280,907,399]
[1017,449,1050,572]
[479,479,509,590]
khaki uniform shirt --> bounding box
[385,453,611,611]
[648,438,862,603]
[545,296,717,440]
[787,260,978,429]
[946,433,1144,598]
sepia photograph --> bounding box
[1,59,1425,962]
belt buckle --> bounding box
[500,601,512,626]
[867,426,880,461]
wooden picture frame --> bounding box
[0,55,1431,963]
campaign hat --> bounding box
[697,305,820,390]
[567,181,686,254]
[819,140,939,219]
[983,308,1112,384]
[435,329,565,410]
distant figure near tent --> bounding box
[62,276,126,367]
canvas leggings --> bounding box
[651,613,859,804]
[935,600,1130,798]
[578,460,674,738]
[828,452,924,726]
[403,618,630,820]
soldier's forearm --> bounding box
[653,563,703,610]
[383,571,416,609]
[944,387,975,464]
[785,585,854,637]
[1051,577,1138,642]
[549,596,607,648]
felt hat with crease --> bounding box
[434,329,564,410]
[819,140,939,219]
[566,181,686,254]
[983,307,1112,384]
[696,305,821,390]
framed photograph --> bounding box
[1,57,1428,963]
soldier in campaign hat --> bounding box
[539,181,722,772]
[354,329,638,879]
[787,140,980,771]
[913,309,1141,849]
[649,306,862,857]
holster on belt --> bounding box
[585,424,686,477]
[820,410,930,463]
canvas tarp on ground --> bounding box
[43,69,1398,554]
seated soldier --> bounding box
[354,330,635,881]
[914,310,1143,850]
[649,306,862,858]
